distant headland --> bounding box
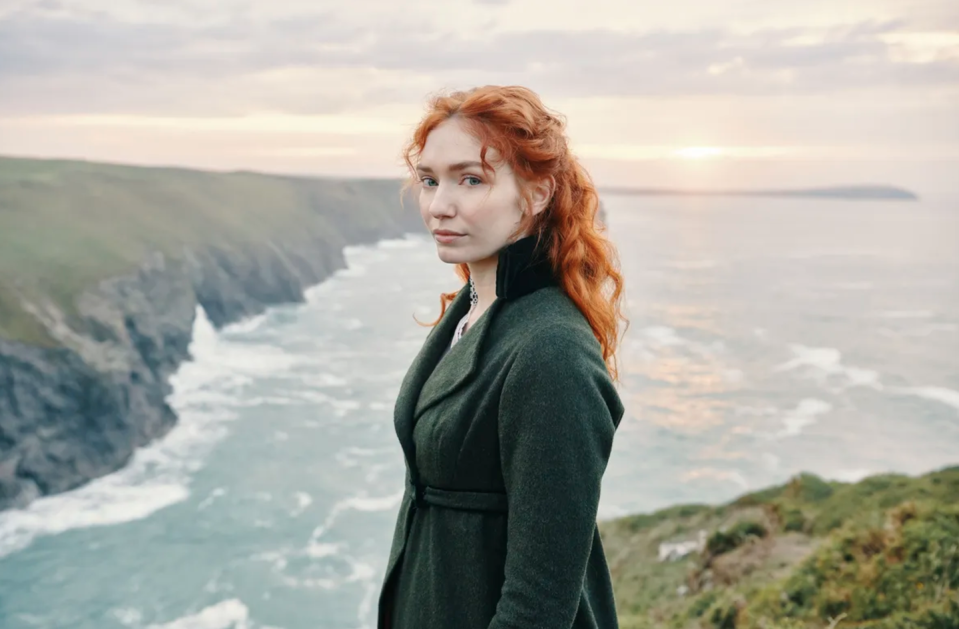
[598,184,919,201]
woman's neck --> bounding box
[467,255,498,319]
[466,231,529,320]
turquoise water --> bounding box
[1,194,957,628]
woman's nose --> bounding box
[428,184,457,217]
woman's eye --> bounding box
[421,177,437,187]
[464,176,482,186]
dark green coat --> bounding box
[377,234,625,629]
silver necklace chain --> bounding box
[452,277,478,347]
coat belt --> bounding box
[409,478,508,514]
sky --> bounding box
[1,0,957,197]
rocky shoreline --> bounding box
[0,177,422,512]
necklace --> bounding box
[451,277,479,347]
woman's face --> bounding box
[415,117,526,267]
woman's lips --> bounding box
[433,231,464,244]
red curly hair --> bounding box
[399,85,628,381]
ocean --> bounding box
[1,193,956,629]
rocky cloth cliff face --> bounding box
[0,209,422,512]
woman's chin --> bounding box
[435,245,467,264]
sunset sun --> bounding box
[673,146,723,159]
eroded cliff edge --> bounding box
[0,157,422,510]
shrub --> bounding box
[708,599,740,629]
[707,521,769,557]
[688,591,719,619]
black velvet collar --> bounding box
[494,233,558,301]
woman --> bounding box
[377,85,627,629]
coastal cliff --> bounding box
[0,157,422,511]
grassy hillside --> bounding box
[0,156,408,346]
[600,467,959,629]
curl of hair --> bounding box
[398,85,628,381]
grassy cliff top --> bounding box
[600,466,959,629]
[0,156,408,345]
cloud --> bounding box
[0,2,957,117]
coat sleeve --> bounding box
[488,326,622,629]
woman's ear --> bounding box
[528,176,555,217]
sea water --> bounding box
[0,194,956,629]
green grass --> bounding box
[601,466,959,629]
[0,156,409,345]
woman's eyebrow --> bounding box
[415,160,484,174]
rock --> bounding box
[0,183,422,511]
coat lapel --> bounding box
[393,285,470,463]
[413,295,501,420]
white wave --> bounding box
[279,554,378,592]
[0,475,187,559]
[279,574,339,590]
[167,309,304,408]
[146,599,251,629]
[203,570,236,595]
[0,305,281,558]
[892,386,959,414]
[303,282,337,303]
[291,491,312,517]
[365,463,395,484]
[777,398,832,437]
[336,447,395,470]
[310,490,405,541]
[299,372,350,388]
[0,398,237,558]
[347,559,377,582]
[113,607,144,626]
[335,264,368,278]
[378,236,427,249]
[236,396,297,407]
[340,446,383,457]
[878,323,958,338]
[877,310,934,319]
[774,344,882,391]
[305,541,341,559]
[221,312,268,335]
[197,487,227,511]
[295,390,361,416]
[357,578,382,629]
[250,549,290,571]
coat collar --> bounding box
[495,232,558,300]
[393,234,558,471]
